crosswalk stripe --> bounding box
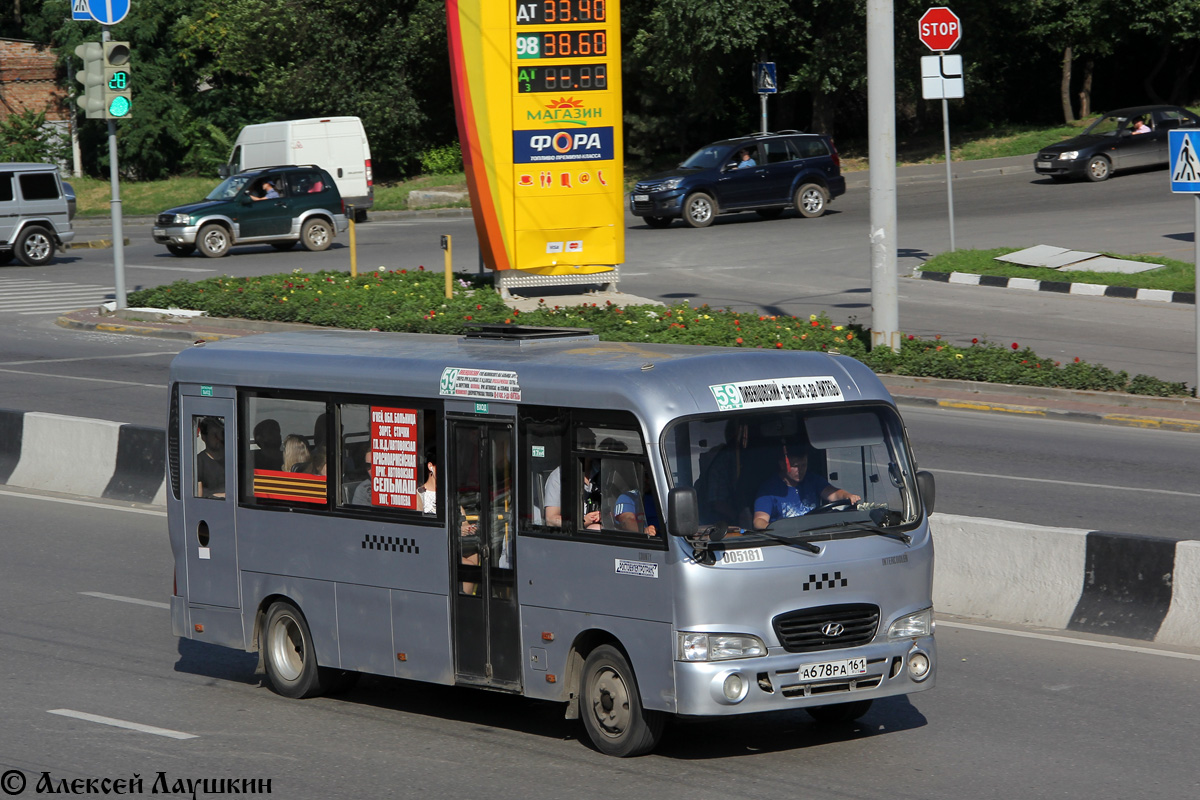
[0,279,115,315]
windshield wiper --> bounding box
[744,528,821,553]
[798,519,912,546]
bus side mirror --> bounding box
[668,487,699,538]
[916,470,936,515]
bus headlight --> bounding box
[678,632,767,661]
[888,608,933,639]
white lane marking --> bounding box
[926,467,1200,499]
[0,351,174,366]
[938,620,1200,662]
[48,709,197,740]
[126,264,217,272]
[0,366,160,388]
[80,592,170,609]
[0,487,166,516]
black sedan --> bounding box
[1033,105,1200,182]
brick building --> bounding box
[0,38,68,122]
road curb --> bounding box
[913,269,1196,306]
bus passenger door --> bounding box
[450,419,520,689]
[180,393,239,608]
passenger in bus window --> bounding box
[195,417,226,498]
[309,446,327,476]
[252,418,283,471]
[417,447,437,514]
[350,447,373,505]
[282,434,311,473]
[543,460,601,528]
[614,472,660,536]
[752,438,860,529]
[695,420,749,524]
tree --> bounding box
[193,0,453,178]
[1028,0,1117,123]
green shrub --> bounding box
[126,270,1194,398]
[417,143,464,175]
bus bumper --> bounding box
[671,635,936,717]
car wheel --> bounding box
[794,183,828,218]
[580,644,664,757]
[271,241,298,251]
[301,218,334,252]
[1086,155,1111,182]
[15,226,55,267]
[166,244,196,256]
[197,224,231,258]
[643,216,672,229]
[682,193,716,228]
[756,208,784,219]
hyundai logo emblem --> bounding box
[820,622,845,637]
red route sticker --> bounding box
[370,406,419,509]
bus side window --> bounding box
[194,415,226,499]
[241,395,329,507]
[337,402,438,516]
[519,407,567,530]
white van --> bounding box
[222,117,373,219]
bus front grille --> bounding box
[772,603,880,653]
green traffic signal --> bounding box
[102,42,133,120]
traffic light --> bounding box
[103,42,132,119]
[74,42,106,119]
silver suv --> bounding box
[0,163,76,266]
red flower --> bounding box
[465,315,472,321]
[760,316,767,321]
[971,337,978,344]
[1074,356,1081,363]
[935,334,941,340]
[418,265,425,271]
[476,304,482,310]
[775,342,783,349]
[907,334,914,340]
[400,269,407,274]
[811,320,819,327]
[1011,342,1019,350]
[736,337,743,344]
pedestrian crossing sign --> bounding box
[1169,130,1200,193]
[72,0,91,21]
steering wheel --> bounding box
[810,497,855,514]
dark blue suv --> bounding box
[630,131,846,228]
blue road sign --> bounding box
[1169,130,1200,193]
[88,0,131,25]
[72,0,93,21]
[756,62,777,95]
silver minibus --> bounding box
[168,325,936,756]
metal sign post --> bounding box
[921,54,964,252]
[101,27,126,309]
[755,62,776,135]
[1169,130,1200,396]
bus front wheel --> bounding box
[580,644,664,757]
[263,601,332,699]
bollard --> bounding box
[348,204,357,278]
[441,234,453,299]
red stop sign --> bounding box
[919,7,962,52]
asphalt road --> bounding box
[1,489,1197,799]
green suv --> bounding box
[153,165,347,258]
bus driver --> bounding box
[752,438,860,529]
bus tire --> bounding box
[263,601,330,699]
[580,644,664,757]
[805,699,873,724]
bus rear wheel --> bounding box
[263,601,334,699]
[580,644,664,757]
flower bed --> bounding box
[127,267,1192,398]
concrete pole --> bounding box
[1195,195,1199,397]
[867,0,899,352]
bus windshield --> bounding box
[664,405,921,534]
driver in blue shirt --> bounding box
[752,439,859,529]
